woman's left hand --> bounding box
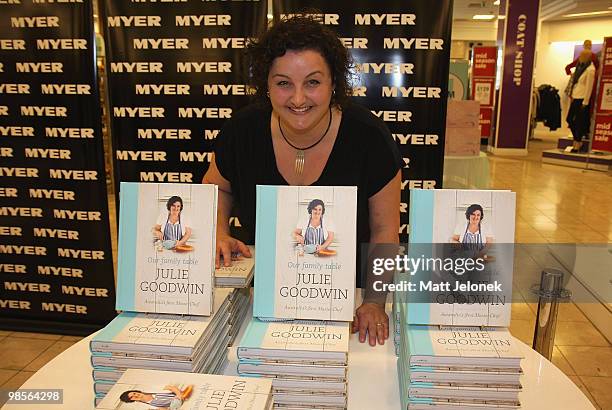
[352,302,388,346]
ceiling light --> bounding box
[562,10,612,17]
[473,14,496,20]
[493,0,500,5]
[498,15,506,19]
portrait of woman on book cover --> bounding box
[293,199,336,256]
[152,195,193,252]
[451,203,494,252]
[119,383,193,409]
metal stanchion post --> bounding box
[531,269,571,360]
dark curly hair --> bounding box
[246,15,353,107]
[307,199,325,214]
[119,390,142,403]
[465,204,484,221]
[166,195,183,211]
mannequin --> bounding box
[564,40,599,75]
[565,39,599,120]
[566,49,596,152]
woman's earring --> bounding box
[266,91,270,98]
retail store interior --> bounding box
[0,0,611,408]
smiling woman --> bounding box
[202,15,403,347]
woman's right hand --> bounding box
[293,229,305,245]
[216,234,252,268]
[153,230,163,240]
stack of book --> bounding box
[239,185,358,408]
[392,275,407,357]
[228,287,252,346]
[94,182,253,405]
[397,321,523,408]
[237,319,349,409]
[96,369,273,409]
[394,189,522,409]
[215,246,255,288]
[91,288,251,403]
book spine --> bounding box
[408,189,435,243]
[406,189,435,324]
[210,185,218,314]
[253,186,278,319]
[116,182,139,312]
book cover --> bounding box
[254,185,357,321]
[405,326,523,368]
[117,182,218,315]
[407,189,515,326]
[96,369,272,410]
[238,319,349,364]
[92,289,231,357]
[215,246,255,287]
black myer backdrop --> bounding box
[0,0,451,334]
[275,1,452,242]
[101,1,268,190]
[0,0,116,333]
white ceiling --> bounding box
[452,0,612,21]
[453,0,498,21]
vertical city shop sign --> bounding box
[273,0,453,243]
[494,0,539,150]
[592,37,612,153]
[102,1,267,188]
[0,0,115,333]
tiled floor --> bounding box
[493,128,612,409]
[0,127,610,408]
[0,331,81,392]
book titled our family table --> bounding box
[254,185,357,321]
[116,182,217,316]
[407,189,516,327]
[96,369,272,410]
[238,319,350,364]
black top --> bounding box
[214,103,402,286]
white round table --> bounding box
[2,322,594,410]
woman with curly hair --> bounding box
[452,204,494,251]
[152,195,192,249]
[203,15,402,346]
[293,198,334,254]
